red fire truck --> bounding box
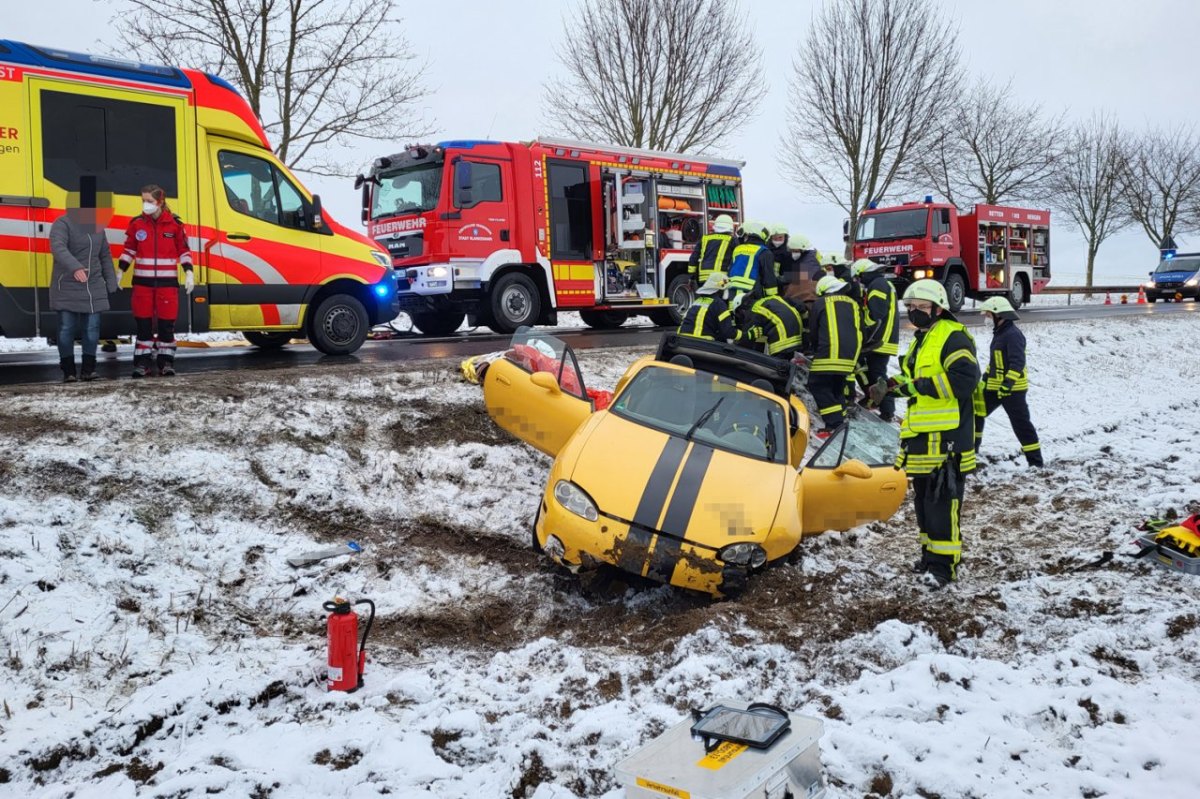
[852,199,1051,312]
[357,138,745,335]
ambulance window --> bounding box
[40,90,177,196]
[219,151,307,229]
[453,161,502,208]
[548,161,592,260]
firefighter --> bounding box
[852,258,900,422]
[728,220,779,299]
[976,297,1043,467]
[781,234,820,316]
[870,279,982,587]
[688,213,736,288]
[678,272,745,344]
[742,294,805,359]
[117,185,194,377]
[806,274,862,437]
[768,223,789,279]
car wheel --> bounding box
[579,309,627,329]
[943,272,966,313]
[308,293,369,356]
[243,331,297,349]
[410,311,466,336]
[487,273,540,334]
[1146,293,1158,303]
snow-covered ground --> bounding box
[1,312,1199,798]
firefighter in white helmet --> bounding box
[781,233,820,314]
[976,296,1042,468]
[806,274,862,438]
[853,258,899,422]
[728,220,778,298]
[869,279,983,588]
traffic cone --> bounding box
[1104,292,1112,305]
[1137,285,1146,304]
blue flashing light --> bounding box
[1162,249,1176,260]
[436,140,501,150]
[924,195,934,204]
[867,201,878,210]
[374,284,390,297]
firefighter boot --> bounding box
[80,355,98,382]
[1026,450,1044,469]
[59,357,77,384]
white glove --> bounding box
[184,270,195,294]
[113,268,125,291]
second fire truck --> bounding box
[357,138,745,335]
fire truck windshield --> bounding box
[372,161,444,218]
[856,208,928,242]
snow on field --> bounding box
[1,312,1199,798]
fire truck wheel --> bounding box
[943,272,966,313]
[655,273,693,326]
[309,293,369,355]
[1008,277,1027,309]
[410,311,466,337]
[488,273,540,333]
[242,331,297,349]
[579,309,627,329]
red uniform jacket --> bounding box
[119,212,193,288]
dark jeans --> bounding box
[57,311,100,359]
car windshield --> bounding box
[610,365,787,463]
[372,161,444,218]
[856,209,928,242]
[1155,257,1200,274]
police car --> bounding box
[1145,251,1200,302]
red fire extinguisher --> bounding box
[323,596,375,693]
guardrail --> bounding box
[1038,285,1142,305]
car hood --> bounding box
[566,412,785,546]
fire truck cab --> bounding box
[359,138,745,335]
[853,199,1051,312]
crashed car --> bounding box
[481,330,906,598]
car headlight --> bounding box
[427,265,450,280]
[913,269,928,279]
[369,250,391,267]
[1186,276,1198,286]
[553,481,598,522]
[718,542,767,568]
[1147,279,1156,287]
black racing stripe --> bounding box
[620,437,688,576]
[646,444,714,583]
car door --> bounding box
[482,331,594,457]
[799,418,906,533]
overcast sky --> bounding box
[12,0,1200,283]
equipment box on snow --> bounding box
[1135,531,1200,575]
[615,700,825,799]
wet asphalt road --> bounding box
[1,300,1195,387]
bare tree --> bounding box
[781,0,960,248]
[1048,114,1130,290]
[1118,126,1200,250]
[544,0,766,153]
[911,79,1068,207]
[113,0,430,176]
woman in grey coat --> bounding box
[49,203,120,382]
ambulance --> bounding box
[0,40,397,355]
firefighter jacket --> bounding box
[119,212,193,288]
[808,291,861,374]
[678,295,741,343]
[862,274,900,356]
[770,243,789,278]
[894,315,983,475]
[687,233,734,284]
[746,296,804,356]
[728,236,779,297]
[984,319,1029,392]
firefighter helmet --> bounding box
[712,214,735,234]
[818,250,845,266]
[739,219,769,241]
[787,233,812,252]
[979,296,1020,320]
[815,275,846,296]
[769,223,789,240]
[851,257,883,278]
[697,271,731,295]
[902,279,950,310]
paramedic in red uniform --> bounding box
[117,185,194,377]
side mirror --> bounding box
[530,371,561,394]
[310,194,326,231]
[360,181,371,224]
[832,459,873,480]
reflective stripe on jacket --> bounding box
[748,296,804,355]
[984,320,1029,391]
[728,238,779,296]
[863,275,900,356]
[808,293,861,373]
[688,233,734,283]
[119,212,192,288]
[678,296,739,342]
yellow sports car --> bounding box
[481,331,906,598]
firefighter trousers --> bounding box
[979,389,1042,466]
[912,466,966,582]
[863,351,895,419]
[808,372,848,429]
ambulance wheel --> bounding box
[487,273,540,334]
[243,331,296,349]
[579,309,627,329]
[410,311,465,337]
[309,294,369,356]
[943,272,966,313]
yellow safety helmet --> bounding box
[851,257,883,278]
[738,219,769,241]
[902,279,949,309]
[787,233,812,252]
[979,296,1019,320]
[769,223,789,239]
[712,213,735,234]
[816,275,847,296]
[818,250,845,266]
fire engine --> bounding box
[357,138,745,335]
[852,199,1051,312]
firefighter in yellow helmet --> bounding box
[740,293,805,359]
[870,279,983,587]
[677,271,746,344]
[688,213,736,288]
[806,274,862,437]
[976,296,1042,467]
[852,258,900,422]
[767,222,789,280]
[727,220,779,299]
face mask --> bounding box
[771,238,785,247]
[907,307,934,329]
[143,201,159,215]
